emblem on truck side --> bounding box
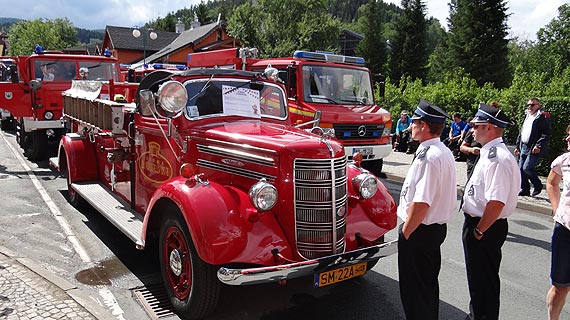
[138,141,173,184]
[4,92,12,100]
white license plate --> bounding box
[352,147,373,156]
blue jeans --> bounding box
[519,144,542,192]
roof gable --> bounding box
[138,22,225,64]
[106,25,179,51]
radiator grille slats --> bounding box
[294,157,348,259]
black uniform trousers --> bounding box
[462,213,508,320]
[398,223,447,320]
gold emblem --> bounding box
[138,142,173,184]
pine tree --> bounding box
[356,0,387,77]
[448,0,511,88]
[389,0,428,82]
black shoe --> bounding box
[519,190,530,196]
[532,187,543,197]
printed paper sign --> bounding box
[222,85,261,118]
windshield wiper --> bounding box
[340,98,366,105]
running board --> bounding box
[71,182,144,247]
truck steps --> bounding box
[71,182,144,247]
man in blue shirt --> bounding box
[444,112,467,158]
[393,110,411,152]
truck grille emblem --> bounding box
[357,125,366,137]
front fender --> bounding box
[345,165,397,248]
[60,134,98,182]
[144,177,291,266]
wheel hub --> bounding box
[169,248,183,276]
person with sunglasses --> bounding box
[461,103,520,320]
[545,124,570,320]
[514,98,552,197]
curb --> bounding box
[0,245,114,320]
[382,174,552,216]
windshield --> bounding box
[301,65,374,105]
[79,62,120,81]
[183,79,287,119]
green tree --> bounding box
[227,0,341,57]
[389,0,428,82]
[536,4,570,74]
[448,0,511,88]
[8,18,78,55]
[227,2,261,48]
[356,0,387,76]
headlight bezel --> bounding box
[249,179,278,211]
[352,172,379,199]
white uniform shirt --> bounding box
[551,153,570,230]
[462,137,520,218]
[398,137,457,225]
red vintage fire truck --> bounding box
[0,46,122,160]
[51,67,397,319]
[187,48,393,177]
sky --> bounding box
[1,0,568,41]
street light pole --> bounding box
[132,28,157,67]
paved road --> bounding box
[0,128,564,319]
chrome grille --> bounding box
[294,157,348,259]
[333,124,385,140]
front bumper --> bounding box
[217,239,397,286]
[345,144,392,162]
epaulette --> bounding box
[488,146,497,159]
[416,146,430,159]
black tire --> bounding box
[62,151,84,208]
[362,159,385,178]
[24,131,48,161]
[159,211,220,320]
[1,120,10,131]
[16,120,25,147]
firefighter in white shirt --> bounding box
[398,99,457,320]
[461,103,520,320]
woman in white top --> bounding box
[546,124,570,320]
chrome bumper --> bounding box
[217,240,397,286]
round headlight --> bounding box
[44,111,54,120]
[249,180,278,211]
[157,81,187,113]
[352,173,378,199]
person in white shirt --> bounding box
[462,103,520,320]
[397,99,457,320]
[546,124,570,320]
[514,98,552,196]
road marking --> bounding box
[1,131,126,319]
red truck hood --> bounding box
[191,119,344,158]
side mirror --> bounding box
[138,89,155,116]
[286,65,297,99]
[127,69,135,83]
[9,65,18,83]
[29,79,42,91]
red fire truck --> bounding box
[0,47,123,160]
[51,67,397,319]
[187,48,393,177]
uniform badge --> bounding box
[488,146,497,159]
[416,146,430,159]
[468,184,475,196]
